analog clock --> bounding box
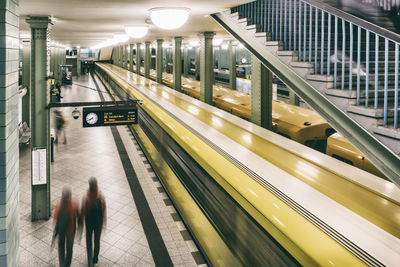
[85,112,98,125]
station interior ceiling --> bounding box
[19,0,252,47]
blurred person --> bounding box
[54,110,67,144]
[52,187,80,267]
[81,177,107,267]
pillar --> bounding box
[212,47,216,84]
[195,46,200,80]
[229,41,237,90]
[144,41,151,79]
[129,44,134,72]
[22,39,31,126]
[289,89,300,106]
[0,1,20,264]
[251,55,272,130]
[77,47,81,77]
[183,47,189,77]
[136,43,141,75]
[173,37,182,91]
[26,16,52,221]
[113,46,118,65]
[156,39,163,83]
[199,32,215,104]
[123,44,127,69]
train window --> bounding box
[304,139,327,153]
[325,128,336,137]
[332,154,354,166]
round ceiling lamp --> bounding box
[114,34,129,43]
[125,26,149,39]
[149,7,190,30]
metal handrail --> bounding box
[304,0,400,43]
[232,0,399,129]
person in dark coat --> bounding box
[81,177,107,267]
[52,187,80,267]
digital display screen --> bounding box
[82,106,138,127]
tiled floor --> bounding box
[18,74,206,266]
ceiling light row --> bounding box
[92,7,190,50]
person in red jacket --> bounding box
[52,187,80,267]
[81,177,107,267]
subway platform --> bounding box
[18,74,206,266]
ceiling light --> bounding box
[125,26,148,39]
[213,39,223,46]
[114,34,129,43]
[149,7,190,30]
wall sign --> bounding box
[32,148,47,185]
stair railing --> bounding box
[232,0,399,128]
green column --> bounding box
[183,47,189,77]
[26,16,52,221]
[77,47,81,77]
[289,89,300,106]
[173,37,182,91]
[123,44,127,69]
[212,47,216,85]
[156,39,163,83]
[199,32,214,104]
[55,46,61,82]
[22,39,31,126]
[0,1,20,264]
[136,43,141,75]
[195,46,200,80]
[229,41,237,90]
[144,41,151,78]
[113,46,118,65]
[50,46,54,76]
[129,43,134,72]
[120,45,124,68]
[251,55,273,130]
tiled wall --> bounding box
[0,0,20,265]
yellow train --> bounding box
[147,69,333,151]
[96,63,400,266]
[145,67,384,178]
[326,133,385,178]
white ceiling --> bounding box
[19,0,251,48]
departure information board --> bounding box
[82,106,138,127]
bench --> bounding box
[19,122,31,144]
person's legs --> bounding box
[55,129,60,144]
[65,235,75,267]
[93,224,103,264]
[62,128,67,144]
[86,225,94,267]
[58,235,66,267]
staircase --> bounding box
[211,0,400,186]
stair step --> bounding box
[373,126,400,140]
[290,61,313,68]
[307,74,334,82]
[277,51,296,56]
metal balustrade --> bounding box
[232,0,400,128]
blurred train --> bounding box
[95,63,400,266]
[144,68,386,179]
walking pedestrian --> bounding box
[52,187,80,267]
[81,177,107,267]
[54,110,67,144]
